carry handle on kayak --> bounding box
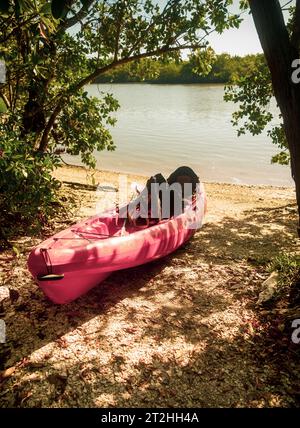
[37,274,64,281]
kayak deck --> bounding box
[28,183,206,304]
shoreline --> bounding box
[53,164,296,221]
[92,82,227,86]
[54,163,295,191]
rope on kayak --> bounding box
[50,230,122,243]
[54,232,93,243]
[53,237,92,241]
[71,229,114,238]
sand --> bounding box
[0,164,299,407]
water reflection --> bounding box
[64,84,292,186]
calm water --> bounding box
[66,84,293,186]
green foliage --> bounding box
[190,47,217,76]
[51,0,69,19]
[95,53,263,84]
[0,117,61,238]
[223,2,300,167]
[56,91,119,168]
[268,253,300,289]
[268,126,290,165]
[0,97,7,112]
[0,0,10,14]
[224,53,290,165]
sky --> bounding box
[70,0,295,58]
[208,9,262,56]
[207,0,294,56]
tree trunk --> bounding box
[249,0,300,236]
[22,98,45,135]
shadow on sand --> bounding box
[0,202,299,407]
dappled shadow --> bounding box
[0,248,228,372]
[0,200,299,407]
[3,317,297,407]
[191,202,298,264]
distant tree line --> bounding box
[93,53,265,84]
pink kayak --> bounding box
[28,184,207,304]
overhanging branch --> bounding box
[71,43,206,93]
[38,43,205,153]
[59,0,96,31]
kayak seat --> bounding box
[167,166,200,216]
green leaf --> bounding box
[51,0,67,19]
[14,0,20,18]
[12,246,20,257]
[40,2,52,15]
[0,98,7,113]
[0,0,10,14]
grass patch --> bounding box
[268,253,300,287]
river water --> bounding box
[66,83,293,186]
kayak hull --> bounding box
[28,185,206,304]
[35,271,111,305]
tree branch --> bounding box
[38,42,205,152]
[127,0,180,57]
[72,44,206,92]
[0,13,38,44]
[114,17,123,62]
[59,0,96,31]
[281,0,293,9]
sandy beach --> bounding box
[53,165,297,232]
[0,164,299,407]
